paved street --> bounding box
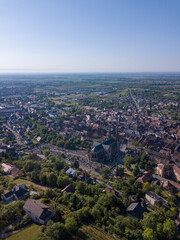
[29,143,102,176]
[3,123,24,146]
[128,88,140,112]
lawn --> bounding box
[79,225,118,240]
[13,178,47,190]
[6,224,41,240]
[13,178,33,185]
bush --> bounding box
[14,215,32,230]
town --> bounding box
[0,73,180,240]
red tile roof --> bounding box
[137,172,152,184]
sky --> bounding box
[0,0,180,73]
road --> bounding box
[152,174,168,182]
[28,143,102,176]
[3,123,24,146]
[128,89,140,112]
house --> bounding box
[156,164,174,178]
[3,184,30,204]
[25,139,33,145]
[78,171,92,184]
[145,191,167,207]
[66,168,76,177]
[173,165,180,182]
[136,171,152,184]
[2,163,15,174]
[61,184,75,193]
[126,202,145,220]
[10,167,23,178]
[103,187,119,196]
[2,163,23,177]
[163,180,180,192]
[156,163,180,181]
[23,199,53,225]
[36,136,42,142]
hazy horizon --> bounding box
[1,71,180,75]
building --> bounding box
[173,165,180,182]
[78,171,92,184]
[2,163,23,177]
[126,202,145,220]
[156,163,180,181]
[103,186,119,196]
[23,199,53,225]
[136,171,152,184]
[91,143,105,162]
[156,164,173,178]
[61,184,75,193]
[2,163,15,174]
[90,138,118,162]
[3,184,30,204]
[163,180,180,192]
[145,191,167,207]
[66,168,76,177]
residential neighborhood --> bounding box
[0,73,180,240]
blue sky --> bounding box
[0,0,180,73]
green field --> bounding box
[6,224,41,240]
[13,178,47,190]
[79,225,118,240]
[13,178,33,185]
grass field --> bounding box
[13,178,47,190]
[6,224,41,240]
[13,178,33,185]
[79,225,118,240]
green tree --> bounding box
[102,167,110,179]
[39,173,47,185]
[38,222,68,240]
[47,173,57,187]
[156,223,164,240]
[142,228,157,240]
[44,149,50,157]
[74,206,91,223]
[23,160,40,172]
[133,163,140,177]
[72,160,79,169]
[0,185,4,200]
[115,167,124,177]
[44,188,55,198]
[65,217,78,233]
[57,176,72,189]
[31,171,39,183]
[163,219,177,240]
[55,160,65,171]
[142,182,152,193]
[76,181,86,195]
[166,208,178,219]
[127,176,136,186]
[0,201,24,231]
[141,152,149,162]
[142,211,165,231]
[124,156,133,170]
